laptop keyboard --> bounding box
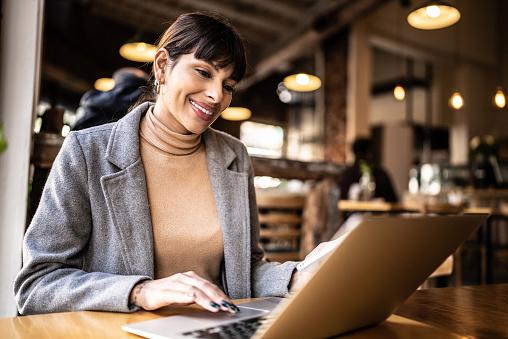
[181,316,268,338]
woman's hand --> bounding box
[289,269,314,292]
[289,240,340,292]
[129,271,239,313]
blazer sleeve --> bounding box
[14,132,150,315]
[245,151,299,297]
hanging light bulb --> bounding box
[94,78,115,92]
[407,1,461,30]
[119,42,157,62]
[283,73,321,92]
[221,107,252,121]
[493,87,506,108]
[449,91,464,110]
[393,85,406,101]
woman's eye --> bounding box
[224,84,235,93]
[196,69,211,78]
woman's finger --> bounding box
[164,283,222,312]
[177,272,235,311]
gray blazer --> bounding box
[14,102,298,315]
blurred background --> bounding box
[2,0,508,317]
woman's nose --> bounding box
[205,81,223,103]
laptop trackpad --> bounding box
[122,300,280,337]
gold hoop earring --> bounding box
[155,79,160,94]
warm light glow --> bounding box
[407,2,461,30]
[94,78,115,92]
[449,91,464,110]
[283,73,321,92]
[393,85,406,101]
[295,73,310,85]
[221,107,252,121]
[425,5,441,18]
[494,88,506,108]
[119,42,157,62]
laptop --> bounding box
[122,214,486,338]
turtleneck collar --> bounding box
[140,105,201,156]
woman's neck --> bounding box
[153,99,189,135]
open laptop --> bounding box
[122,214,486,338]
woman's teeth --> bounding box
[190,100,212,115]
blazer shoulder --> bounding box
[71,123,115,148]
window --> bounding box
[240,121,284,158]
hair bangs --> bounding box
[193,30,246,82]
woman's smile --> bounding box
[189,98,218,122]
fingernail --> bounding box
[221,300,239,313]
[210,301,220,309]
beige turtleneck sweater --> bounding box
[139,106,223,284]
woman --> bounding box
[15,12,309,315]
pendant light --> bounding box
[407,1,461,30]
[493,87,506,109]
[283,73,321,92]
[221,107,252,121]
[493,0,506,109]
[119,42,157,62]
[94,78,115,92]
[449,91,464,110]
[119,32,157,62]
[393,85,406,101]
[448,15,463,110]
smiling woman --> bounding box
[14,12,308,316]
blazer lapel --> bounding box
[204,130,250,298]
[101,102,154,277]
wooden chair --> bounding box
[256,191,305,262]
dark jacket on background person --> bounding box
[72,73,147,131]
[339,161,399,203]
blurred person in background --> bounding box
[72,67,149,130]
[339,137,398,203]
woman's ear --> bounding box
[154,49,169,84]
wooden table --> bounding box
[395,284,508,338]
[1,284,507,338]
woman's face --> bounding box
[154,51,237,135]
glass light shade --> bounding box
[393,85,406,101]
[283,73,321,92]
[221,107,252,121]
[449,91,464,110]
[94,78,115,92]
[119,42,157,62]
[493,88,506,108]
[407,2,460,30]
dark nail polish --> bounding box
[221,300,239,313]
[210,301,220,309]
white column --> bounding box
[0,0,44,317]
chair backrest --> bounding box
[256,191,305,262]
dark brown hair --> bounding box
[137,12,246,104]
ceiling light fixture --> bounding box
[283,73,322,92]
[119,42,157,62]
[449,91,464,110]
[221,107,252,121]
[393,85,406,101]
[407,1,461,30]
[493,87,506,109]
[94,78,115,92]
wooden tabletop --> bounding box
[1,285,507,338]
[395,284,508,339]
